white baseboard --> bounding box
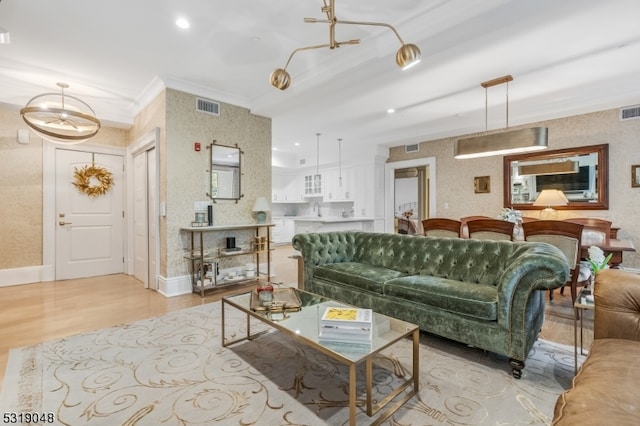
[0,265,52,288]
[157,274,192,297]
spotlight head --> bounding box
[270,68,291,90]
[396,43,421,70]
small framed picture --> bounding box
[632,165,640,188]
[474,176,491,194]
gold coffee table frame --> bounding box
[222,287,419,426]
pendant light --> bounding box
[20,82,101,144]
[270,0,420,90]
[454,75,547,159]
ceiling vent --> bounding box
[196,98,220,116]
[299,158,306,165]
[620,105,640,121]
[405,143,420,153]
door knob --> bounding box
[58,221,73,226]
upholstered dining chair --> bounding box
[422,218,462,238]
[466,218,515,241]
[522,220,586,303]
[563,217,612,246]
[460,215,493,238]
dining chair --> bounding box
[563,217,612,246]
[422,218,462,238]
[466,218,515,241]
[522,220,586,303]
[460,215,493,238]
[521,216,539,223]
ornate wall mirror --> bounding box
[209,142,242,202]
[503,143,609,210]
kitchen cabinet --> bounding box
[304,173,322,196]
[272,217,295,245]
[323,167,352,201]
[352,163,375,217]
[273,169,305,202]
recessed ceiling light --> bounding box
[272,147,278,151]
[176,18,190,29]
[294,142,300,146]
[387,108,396,114]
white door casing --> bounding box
[132,151,149,286]
[55,149,124,280]
[127,128,160,291]
[132,147,158,289]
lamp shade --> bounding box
[252,197,271,212]
[396,43,421,70]
[252,197,270,224]
[533,189,569,207]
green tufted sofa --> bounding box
[292,231,569,378]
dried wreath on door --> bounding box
[72,164,114,197]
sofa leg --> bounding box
[509,359,525,379]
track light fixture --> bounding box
[270,0,421,90]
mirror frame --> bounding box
[208,141,243,202]
[503,143,609,210]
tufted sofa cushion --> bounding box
[384,275,498,320]
[314,262,405,294]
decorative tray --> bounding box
[250,287,302,313]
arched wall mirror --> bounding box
[209,142,243,202]
[503,143,609,210]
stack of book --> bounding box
[319,306,373,344]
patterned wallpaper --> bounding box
[388,108,640,268]
[163,89,272,278]
[0,108,128,270]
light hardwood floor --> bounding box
[0,244,590,388]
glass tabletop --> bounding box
[223,286,418,362]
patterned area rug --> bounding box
[1,302,581,425]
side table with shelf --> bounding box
[574,286,594,374]
[182,223,274,297]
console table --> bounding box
[182,223,274,297]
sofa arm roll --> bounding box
[594,268,640,341]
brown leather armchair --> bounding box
[552,269,640,425]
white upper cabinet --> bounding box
[323,167,352,201]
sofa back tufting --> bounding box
[349,233,531,286]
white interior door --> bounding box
[55,149,124,280]
[132,147,158,289]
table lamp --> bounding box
[533,189,568,219]
[252,196,270,224]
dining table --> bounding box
[579,237,636,268]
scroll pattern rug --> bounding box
[0,302,581,425]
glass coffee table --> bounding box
[222,286,419,426]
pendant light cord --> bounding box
[338,138,342,186]
[315,133,320,177]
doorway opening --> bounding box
[394,166,429,235]
[384,157,436,234]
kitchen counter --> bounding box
[291,217,375,234]
[292,216,375,223]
